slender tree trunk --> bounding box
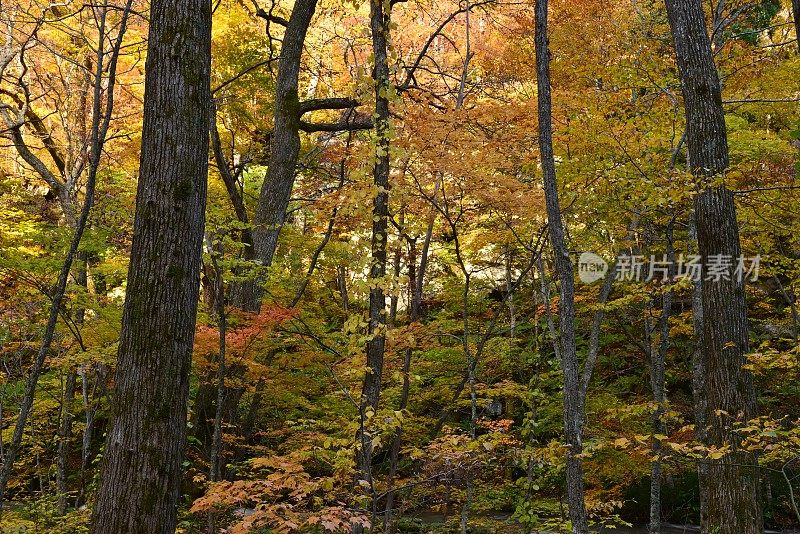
[388,210,404,328]
[243,378,265,439]
[209,246,226,483]
[649,221,675,534]
[56,251,87,514]
[356,0,391,529]
[208,244,226,534]
[75,363,105,508]
[211,101,255,314]
[338,265,350,313]
[793,0,800,54]
[664,1,761,531]
[383,181,439,532]
[686,218,709,527]
[90,0,211,531]
[383,238,416,534]
[56,371,76,514]
[0,1,131,508]
[534,0,588,531]
[231,0,319,311]
[506,245,516,339]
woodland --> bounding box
[0,0,799,532]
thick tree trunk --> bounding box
[90,1,211,531]
[534,0,588,531]
[664,1,761,532]
[231,0,319,311]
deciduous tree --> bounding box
[90,0,212,531]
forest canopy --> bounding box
[0,0,799,532]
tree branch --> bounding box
[298,97,361,114]
[299,119,373,133]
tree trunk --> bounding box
[243,378,265,439]
[76,363,106,508]
[649,221,675,534]
[355,0,391,529]
[664,1,761,531]
[793,0,800,54]
[211,101,256,313]
[209,246,226,484]
[383,185,438,531]
[90,0,211,531]
[56,371,76,514]
[57,251,87,514]
[207,244,226,534]
[534,0,589,531]
[688,217,709,529]
[388,210,404,328]
[231,0,319,311]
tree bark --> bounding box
[687,216,710,529]
[664,1,761,532]
[90,0,211,531]
[209,246,226,484]
[231,0,319,311]
[355,0,391,528]
[534,0,589,531]
[56,371,76,514]
[57,252,87,514]
[649,221,675,534]
[793,0,800,54]
[76,363,106,508]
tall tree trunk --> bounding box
[383,179,439,532]
[388,210,404,328]
[356,0,391,528]
[534,0,589,531]
[793,0,800,54]
[56,251,87,514]
[56,371,76,513]
[90,0,211,531]
[207,243,226,534]
[76,363,106,508]
[211,101,255,312]
[383,237,416,533]
[664,1,761,532]
[688,217,709,529]
[231,0,319,311]
[649,221,675,534]
[209,245,226,484]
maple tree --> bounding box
[1,0,799,533]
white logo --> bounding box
[578,252,608,284]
